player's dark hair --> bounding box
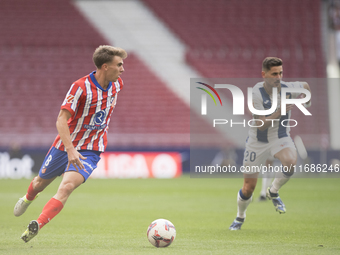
[93,45,127,68]
[262,57,283,72]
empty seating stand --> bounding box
[142,0,329,148]
[1,0,219,149]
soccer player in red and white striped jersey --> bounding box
[14,45,127,242]
[52,69,122,152]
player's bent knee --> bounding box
[58,182,78,196]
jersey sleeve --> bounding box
[60,83,84,117]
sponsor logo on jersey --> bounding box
[94,110,106,125]
[83,124,107,130]
[65,95,74,104]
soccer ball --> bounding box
[146,219,176,247]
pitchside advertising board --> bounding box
[0,152,34,179]
[91,152,182,179]
[0,151,182,179]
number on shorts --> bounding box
[244,151,256,162]
[44,155,52,167]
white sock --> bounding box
[270,171,292,194]
[260,177,272,197]
[237,189,252,219]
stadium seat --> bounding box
[142,0,328,148]
[0,0,219,149]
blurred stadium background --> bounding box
[0,0,339,179]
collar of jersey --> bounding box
[89,71,112,92]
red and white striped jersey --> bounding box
[52,71,123,152]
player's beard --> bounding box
[264,80,281,93]
[266,79,281,89]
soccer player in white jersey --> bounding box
[14,45,127,242]
[229,57,311,230]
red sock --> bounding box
[26,178,43,201]
[37,198,64,229]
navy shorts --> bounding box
[38,147,101,182]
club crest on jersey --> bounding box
[94,110,106,125]
[110,96,115,105]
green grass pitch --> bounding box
[1,175,339,255]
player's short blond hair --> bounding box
[262,57,283,72]
[93,45,127,68]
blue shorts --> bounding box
[38,147,101,182]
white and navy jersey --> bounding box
[248,81,304,143]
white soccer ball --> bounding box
[147,219,176,248]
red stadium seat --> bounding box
[142,0,328,148]
[0,0,221,148]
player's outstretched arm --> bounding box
[56,109,86,171]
